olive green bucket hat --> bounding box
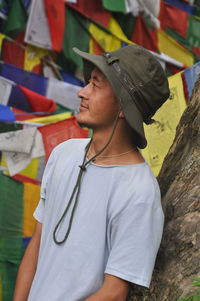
[73,45,170,149]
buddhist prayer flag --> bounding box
[24,45,48,72]
[158,29,194,67]
[160,2,188,38]
[165,0,195,14]
[141,72,187,176]
[39,116,89,161]
[103,0,161,28]
[26,112,72,125]
[23,182,40,237]
[102,0,127,13]
[12,108,37,121]
[160,2,200,59]
[0,33,5,52]
[1,62,48,96]
[0,104,15,122]
[4,0,27,38]
[131,14,158,52]
[0,173,40,301]
[2,32,26,69]
[62,6,90,70]
[108,16,131,44]
[182,60,200,97]
[88,15,132,54]
[74,0,111,27]
[46,78,81,111]
[0,127,45,176]
[44,0,65,52]
[24,0,52,50]
[1,63,48,112]
[0,76,13,106]
[18,85,56,114]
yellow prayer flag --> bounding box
[24,45,48,72]
[0,155,7,171]
[23,182,41,237]
[26,112,72,125]
[141,72,187,176]
[0,33,5,53]
[158,29,194,67]
[89,38,95,54]
[0,156,38,179]
[108,16,133,45]
[89,16,133,54]
[20,158,39,179]
[89,22,121,52]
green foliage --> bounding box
[177,278,200,301]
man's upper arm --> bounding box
[85,274,129,301]
[31,221,42,246]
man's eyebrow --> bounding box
[91,74,104,83]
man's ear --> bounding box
[119,111,125,118]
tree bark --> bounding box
[128,77,200,300]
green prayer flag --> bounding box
[186,15,200,50]
[4,0,28,38]
[0,173,24,238]
[102,0,126,13]
[62,7,90,70]
[0,261,19,301]
[0,122,22,134]
[112,12,136,40]
[0,174,25,301]
[164,13,200,60]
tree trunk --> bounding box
[128,77,200,301]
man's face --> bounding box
[76,68,120,130]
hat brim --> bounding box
[73,47,147,149]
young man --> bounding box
[13,45,170,301]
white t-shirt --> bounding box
[28,138,164,301]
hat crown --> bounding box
[103,45,170,123]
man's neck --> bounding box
[87,122,144,165]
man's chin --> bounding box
[76,118,90,129]
[77,121,88,128]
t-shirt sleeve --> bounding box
[105,185,164,288]
[33,149,56,223]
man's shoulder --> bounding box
[53,138,90,154]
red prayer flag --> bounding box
[91,36,104,55]
[12,107,37,121]
[74,0,111,27]
[44,0,65,52]
[160,3,188,38]
[39,116,89,161]
[18,85,56,114]
[192,46,200,57]
[3,32,25,69]
[131,15,158,52]
[12,174,40,185]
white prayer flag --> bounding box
[46,78,81,112]
[0,76,14,105]
[0,127,37,153]
[3,130,45,176]
[24,0,52,49]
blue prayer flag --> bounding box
[183,61,200,97]
[0,104,16,122]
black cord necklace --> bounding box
[53,112,120,245]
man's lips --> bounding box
[79,103,89,111]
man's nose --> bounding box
[78,83,91,99]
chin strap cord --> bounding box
[53,111,120,245]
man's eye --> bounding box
[92,82,97,87]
